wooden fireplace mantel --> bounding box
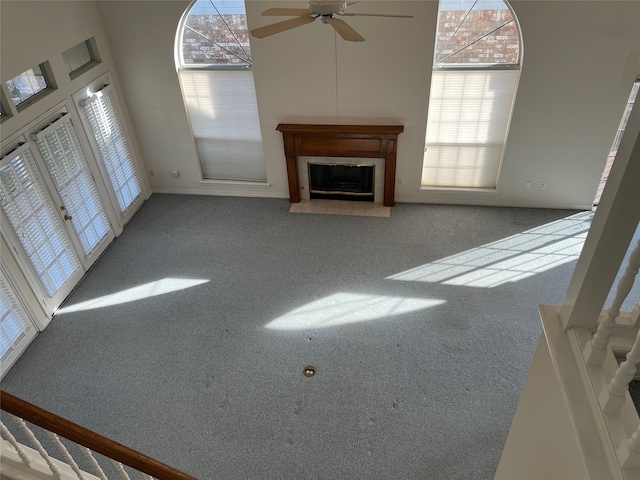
[276,124,404,207]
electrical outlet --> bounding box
[171,170,180,178]
[540,182,547,190]
[398,178,405,185]
[149,169,155,177]
[524,181,531,189]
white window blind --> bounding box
[179,69,266,182]
[33,115,111,256]
[0,269,33,363]
[0,145,80,297]
[80,87,142,214]
[422,70,519,188]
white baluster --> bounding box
[599,326,640,412]
[46,430,87,480]
[142,474,154,480]
[631,303,640,327]
[12,415,62,479]
[112,459,132,480]
[79,445,109,480]
[0,420,33,466]
[584,239,640,365]
[617,424,640,469]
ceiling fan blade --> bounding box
[262,8,311,16]
[342,13,413,18]
[326,17,364,42]
[251,15,315,38]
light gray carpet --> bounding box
[1,195,600,479]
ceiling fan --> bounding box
[250,1,412,42]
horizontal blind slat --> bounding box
[423,69,518,188]
[180,69,266,182]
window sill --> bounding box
[418,186,499,195]
[200,179,271,188]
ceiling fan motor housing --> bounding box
[308,1,347,15]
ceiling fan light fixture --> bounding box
[308,1,348,15]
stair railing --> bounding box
[583,239,640,366]
[0,390,198,480]
[577,237,640,471]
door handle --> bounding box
[64,214,73,221]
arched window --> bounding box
[176,0,266,182]
[422,0,521,189]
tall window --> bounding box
[594,77,640,204]
[422,0,521,189]
[78,84,143,215]
[177,0,266,182]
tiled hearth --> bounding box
[289,199,391,217]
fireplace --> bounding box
[308,163,375,201]
[276,124,404,207]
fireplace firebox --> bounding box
[308,163,375,201]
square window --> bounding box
[6,64,50,107]
[62,39,96,75]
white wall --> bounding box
[4,0,637,210]
[495,0,640,209]
[93,0,639,210]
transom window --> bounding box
[6,64,52,108]
[181,1,251,66]
[422,0,521,189]
[62,38,98,77]
[177,0,266,183]
[434,0,519,66]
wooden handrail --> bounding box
[0,390,198,480]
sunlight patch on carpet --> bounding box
[386,211,593,288]
[57,278,210,314]
[265,293,446,330]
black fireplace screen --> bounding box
[308,163,375,201]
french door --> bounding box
[31,112,115,268]
[0,264,38,378]
[0,142,85,314]
[0,110,116,315]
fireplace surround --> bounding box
[276,124,404,207]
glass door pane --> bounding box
[32,114,115,267]
[0,144,84,314]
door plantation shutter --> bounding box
[80,87,142,214]
[179,69,266,182]
[0,145,80,297]
[422,70,519,188]
[0,269,35,365]
[33,115,111,256]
